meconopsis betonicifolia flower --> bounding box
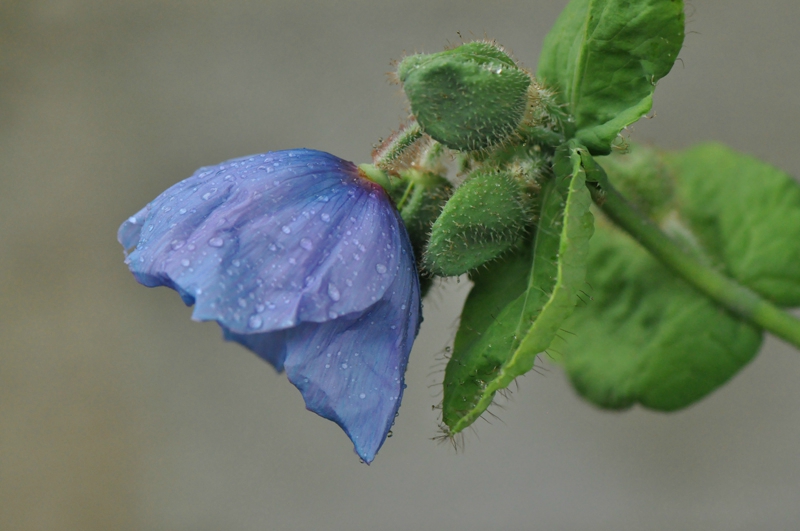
[118,149,421,463]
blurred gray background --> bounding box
[3,1,800,530]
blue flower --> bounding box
[118,148,421,463]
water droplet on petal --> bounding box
[387,430,393,438]
[341,363,348,369]
[282,225,291,234]
[180,259,190,267]
[359,393,366,399]
[375,263,387,274]
[320,213,330,222]
[171,239,185,250]
[300,238,313,250]
[327,283,341,301]
[248,314,263,329]
[328,311,338,319]
[208,237,224,247]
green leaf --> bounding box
[561,143,800,410]
[537,0,685,154]
[664,143,800,307]
[442,143,594,433]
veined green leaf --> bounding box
[562,143,800,410]
[442,143,594,434]
[664,143,800,307]
[537,0,685,154]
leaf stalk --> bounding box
[581,149,800,348]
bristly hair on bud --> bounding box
[397,40,533,152]
[423,167,536,276]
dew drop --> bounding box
[208,237,224,247]
[300,238,313,250]
[281,225,292,234]
[375,263,387,274]
[327,283,341,301]
[180,259,190,267]
[248,314,263,329]
[328,311,338,319]
[238,298,247,308]
[341,363,348,369]
[232,259,241,267]
[320,213,330,222]
[170,239,185,250]
[359,393,366,399]
[387,430,393,438]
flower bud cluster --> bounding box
[388,41,560,279]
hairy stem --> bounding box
[581,150,800,349]
[374,122,423,170]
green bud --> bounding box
[397,41,532,151]
[424,169,533,276]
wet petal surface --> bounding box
[119,148,422,463]
[119,149,401,334]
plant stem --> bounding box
[581,151,800,349]
[374,122,422,170]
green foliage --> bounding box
[664,144,800,306]
[424,169,532,276]
[561,144,800,410]
[537,0,685,154]
[379,0,800,437]
[397,41,532,151]
[442,143,594,433]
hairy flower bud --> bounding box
[424,168,533,276]
[397,41,532,151]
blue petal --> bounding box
[120,148,423,462]
[119,149,402,335]
[222,328,288,372]
[281,242,421,463]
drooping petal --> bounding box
[222,328,288,371]
[119,149,402,336]
[119,148,423,463]
[281,238,421,463]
